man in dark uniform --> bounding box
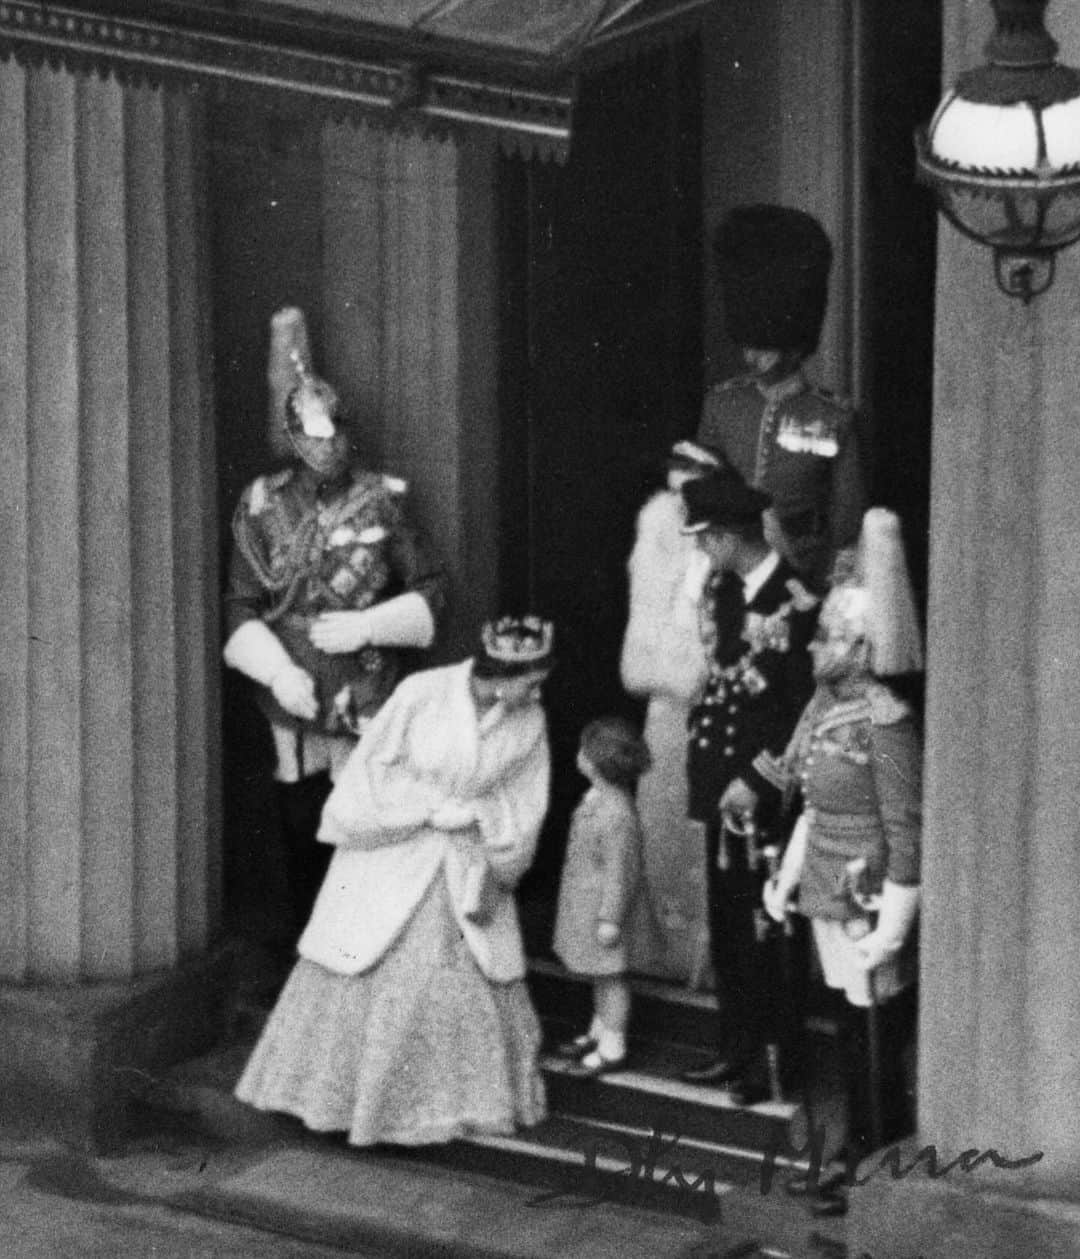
[678,468,819,1103]
[697,204,866,591]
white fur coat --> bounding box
[620,490,710,703]
[618,489,712,983]
[299,660,549,982]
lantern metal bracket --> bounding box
[995,250,1054,303]
[915,0,1080,301]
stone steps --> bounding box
[151,1036,808,1227]
[140,956,833,1224]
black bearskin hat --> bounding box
[715,205,832,355]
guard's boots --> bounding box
[277,771,335,938]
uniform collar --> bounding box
[294,460,352,499]
[754,368,807,405]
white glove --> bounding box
[429,800,475,831]
[310,591,435,655]
[224,620,319,721]
[762,813,810,922]
[854,880,920,972]
[763,876,795,924]
[309,610,374,654]
[270,665,319,722]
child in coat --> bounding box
[553,716,651,1075]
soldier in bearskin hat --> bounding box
[223,307,447,936]
[697,204,867,591]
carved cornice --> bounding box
[0,1,574,158]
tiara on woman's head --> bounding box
[480,615,554,667]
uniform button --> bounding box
[725,725,735,735]
[702,716,713,727]
[728,705,737,714]
[724,746,734,756]
[698,737,709,748]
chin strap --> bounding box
[223,619,295,685]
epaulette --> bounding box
[246,467,294,516]
[867,683,912,727]
[380,473,409,495]
[784,577,819,612]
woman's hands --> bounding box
[429,800,476,831]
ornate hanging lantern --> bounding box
[915,0,1080,302]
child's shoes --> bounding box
[578,1048,628,1077]
[555,1033,597,1061]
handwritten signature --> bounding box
[704,1236,928,1259]
[527,1119,1043,1224]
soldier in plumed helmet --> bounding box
[697,204,867,591]
[762,508,923,1216]
[223,306,447,936]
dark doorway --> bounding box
[861,2,942,716]
[207,96,327,947]
[497,38,704,919]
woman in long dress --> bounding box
[619,441,715,983]
[235,616,554,1146]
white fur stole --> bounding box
[620,490,710,703]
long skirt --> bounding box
[235,872,547,1146]
[626,696,712,985]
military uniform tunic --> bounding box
[758,682,922,1009]
[696,370,866,586]
[226,462,446,781]
[760,683,922,922]
[686,553,818,1069]
[687,556,819,825]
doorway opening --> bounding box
[497,37,706,927]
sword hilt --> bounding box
[726,810,762,873]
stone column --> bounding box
[320,122,500,660]
[851,3,1080,1252]
[0,59,223,1143]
